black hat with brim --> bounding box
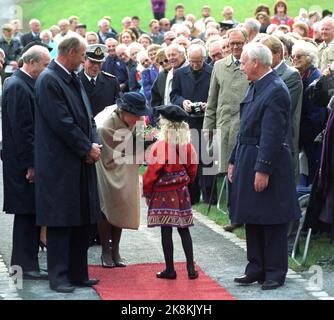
[22,40,52,54]
[116,92,150,116]
[156,105,189,122]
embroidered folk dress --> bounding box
[143,140,198,228]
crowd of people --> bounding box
[1,0,334,294]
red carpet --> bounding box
[89,262,235,300]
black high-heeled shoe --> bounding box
[156,270,177,279]
[101,254,116,268]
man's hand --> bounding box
[201,102,207,111]
[26,167,35,183]
[183,100,192,113]
[254,172,269,192]
[227,164,234,183]
[86,143,102,164]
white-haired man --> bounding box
[20,19,41,47]
[229,43,300,290]
[2,45,50,280]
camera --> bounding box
[190,102,203,115]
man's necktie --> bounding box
[90,78,96,87]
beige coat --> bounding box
[203,55,249,173]
[95,109,142,230]
[320,44,334,71]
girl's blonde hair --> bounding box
[158,117,190,146]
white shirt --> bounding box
[258,69,273,82]
[84,72,97,83]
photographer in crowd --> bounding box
[170,43,216,204]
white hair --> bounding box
[29,19,40,26]
[292,40,319,66]
[187,43,206,58]
[126,42,145,57]
[58,19,70,26]
[40,29,52,40]
[321,17,334,29]
[223,6,234,13]
[98,18,109,28]
[243,42,273,66]
[244,18,261,32]
[166,43,186,57]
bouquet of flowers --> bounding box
[144,125,160,150]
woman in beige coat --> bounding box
[95,92,150,267]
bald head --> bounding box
[22,45,51,79]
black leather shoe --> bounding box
[261,280,282,290]
[23,270,48,280]
[234,275,264,285]
[224,223,243,232]
[50,284,75,293]
[72,279,100,287]
[156,270,177,279]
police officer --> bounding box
[78,44,120,116]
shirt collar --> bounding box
[20,68,33,79]
[84,71,97,82]
[274,60,284,70]
[257,69,273,81]
[55,59,71,75]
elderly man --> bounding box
[97,18,117,44]
[320,18,334,71]
[208,40,224,65]
[102,38,129,92]
[53,19,75,44]
[2,45,50,279]
[170,44,216,204]
[318,17,334,68]
[229,43,300,290]
[164,43,189,105]
[34,36,102,293]
[243,18,261,42]
[20,19,41,47]
[223,6,239,27]
[203,29,249,231]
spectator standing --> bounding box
[151,0,166,21]
[20,19,41,47]
[170,3,186,27]
[271,0,294,30]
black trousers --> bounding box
[11,214,40,272]
[46,225,90,287]
[245,223,288,284]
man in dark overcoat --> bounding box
[79,44,120,116]
[170,43,216,205]
[34,36,102,293]
[228,43,300,290]
[2,45,50,279]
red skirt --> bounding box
[147,185,193,228]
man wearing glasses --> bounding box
[203,29,249,231]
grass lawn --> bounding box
[20,0,333,32]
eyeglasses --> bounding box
[166,37,175,41]
[291,54,306,60]
[229,41,245,47]
[158,59,169,66]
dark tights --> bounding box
[160,226,194,272]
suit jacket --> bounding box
[34,60,101,226]
[229,70,300,224]
[1,69,35,214]
[276,61,303,181]
[79,69,120,116]
[20,32,40,47]
[97,31,117,44]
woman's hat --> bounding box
[156,105,189,122]
[116,92,150,116]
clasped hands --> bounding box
[86,143,103,164]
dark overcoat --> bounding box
[229,71,300,225]
[78,69,120,116]
[1,69,35,214]
[34,60,101,227]
[101,56,128,90]
[170,63,212,131]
